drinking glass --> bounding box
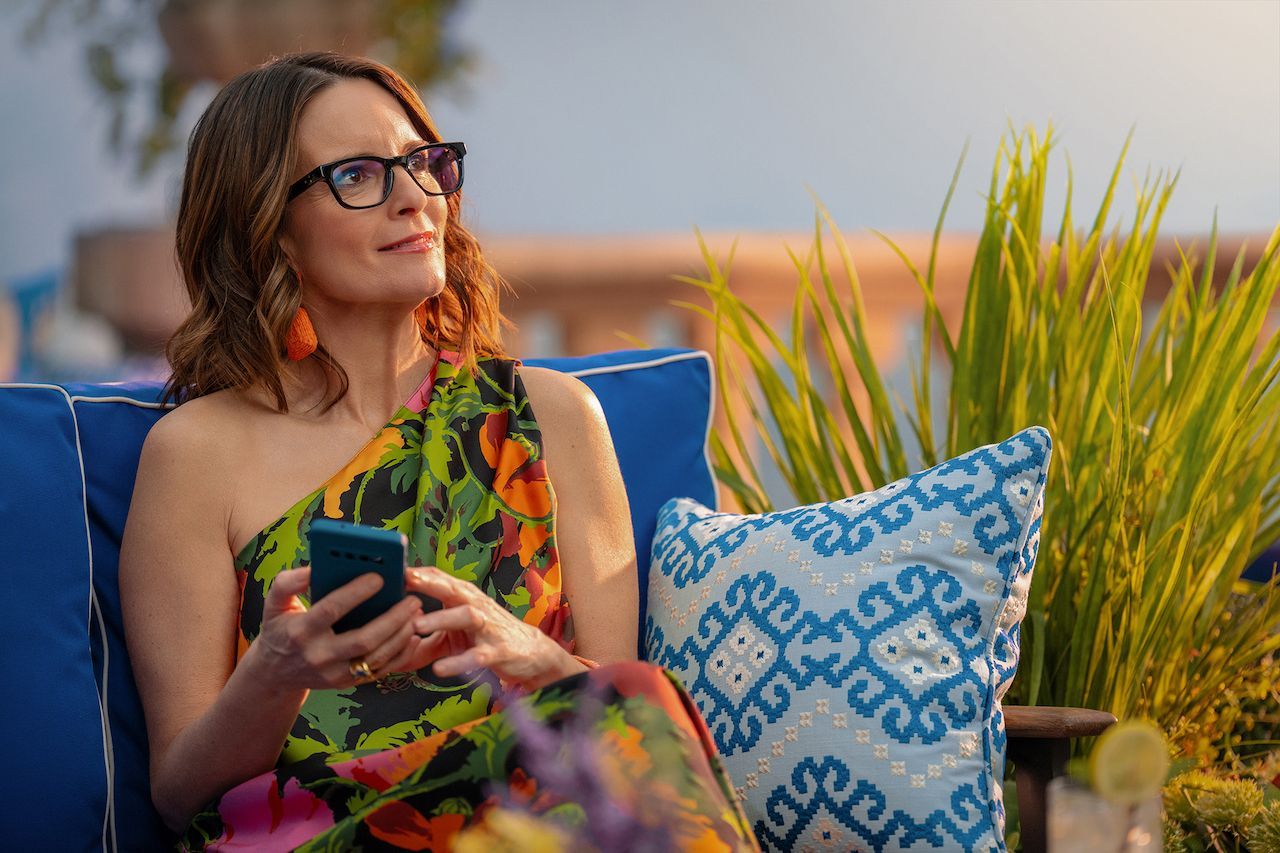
[1047,776,1161,852]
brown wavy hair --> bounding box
[161,51,510,412]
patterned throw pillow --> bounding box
[645,427,1051,852]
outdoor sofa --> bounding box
[0,347,1112,852]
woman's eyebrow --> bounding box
[334,139,430,161]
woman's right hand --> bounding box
[247,566,424,691]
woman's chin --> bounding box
[404,256,448,292]
[421,275,447,301]
[380,265,446,299]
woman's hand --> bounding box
[248,566,424,691]
[403,566,586,692]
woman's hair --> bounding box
[161,51,510,412]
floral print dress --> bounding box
[180,350,757,851]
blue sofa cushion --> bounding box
[0,347,715,852]
[0,385,111,852]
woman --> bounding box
[119,51,755,851]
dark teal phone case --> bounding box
[309,519,407,633]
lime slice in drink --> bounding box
[1089,720,1171,805]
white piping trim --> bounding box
[700,351,720,512]
[0,385,174,410]
[564,350,718,510]
[1,382,114,851]
[70,395,173,409]
[91,589,119,853]
[563,349,705,378]
[0,382,73,392]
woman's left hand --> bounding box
[400,566,586,692]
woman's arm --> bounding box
[518,366,639,663]
[120,407,423,831]
[121,407,301,830]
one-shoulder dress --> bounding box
[180,350,757,852]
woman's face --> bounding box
[278,78,449,315]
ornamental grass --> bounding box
[677,123,1280,758]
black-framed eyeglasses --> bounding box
[286,141,466,209]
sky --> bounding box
[2,0,1278,283]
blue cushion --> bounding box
[1244,541,1279,583]
[0,385,111,851]
[67,384,177,851]
[528,349,719,634]
[645,427,1052,852]
[0,347,715,851]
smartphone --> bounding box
[308,519,408,633]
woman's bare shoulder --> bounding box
[135,388,268,514]
[517,366,619,476]
[123,390,258,574]
[517,366,603,430]
[145,388,253,457]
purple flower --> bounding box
[490,681,677,852]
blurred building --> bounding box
[52,222,1275,362]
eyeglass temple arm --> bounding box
[288,169,325,200]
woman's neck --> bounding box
[281,330,436,428]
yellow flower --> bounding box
[451,808,570,853]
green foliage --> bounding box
[20,0,472,178]
[1163,769,1280,852]
[373,0,476,94]
[682,122,1280,745]
[1166,772,1265,830]
[1249,803,1280,853]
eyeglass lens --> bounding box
[331,146,461,207]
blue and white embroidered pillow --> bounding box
[645,427,1051,852]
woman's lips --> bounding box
[379,233,436,253]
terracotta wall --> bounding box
[489,232,976,363]
[65,226,1275,507]
[73,226,1269,361]
[67,225,1273,508]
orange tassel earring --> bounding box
[285,306,317,361]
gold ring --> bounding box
[348,659,374,681]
